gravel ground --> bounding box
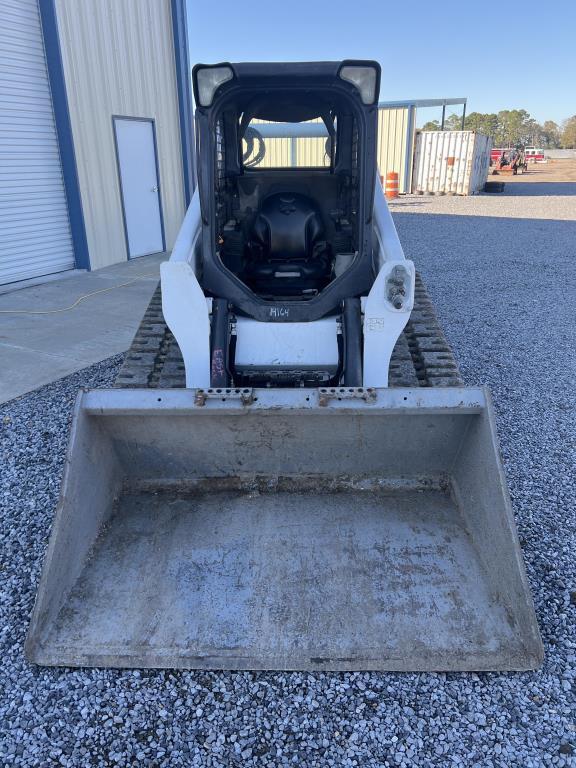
[389,183,576,220]
[1,192,575,766]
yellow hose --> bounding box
[0,274,157,315]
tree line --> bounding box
[422,110,576,148]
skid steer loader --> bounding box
[26,61,543,671]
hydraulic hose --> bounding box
[210,297,231,387]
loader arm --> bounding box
[363,180,415,387]
[160,190,210,388]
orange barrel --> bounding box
[385,171,399,199]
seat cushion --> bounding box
[251,192,325,262]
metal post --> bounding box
[441,104,446,130]
[290,137,297,167]
[461,102,467,130]
[404,105,416,194]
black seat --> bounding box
[245,192,331,294]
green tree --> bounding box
[464,112,499,141]
[523,118,543,145]
[420,109,564,147]
[444,113,462,131]
[495,109,532,146]
[561,116,576,148]
[541,120,561,148]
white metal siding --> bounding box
[54,0,185,270]
[0,0,74,285]
[412,131,492,195]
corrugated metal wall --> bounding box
[377,108,414,193]
[297,136,328,167]
[249,119,329,168]
[55,0,185,270]
[248,110,414,191]
[0,0,75,285]
[248,120,291,168]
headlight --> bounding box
[194,65,234,107]
[339,65,379,105]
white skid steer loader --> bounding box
[26,61,543,671]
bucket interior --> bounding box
[26,390,543,671]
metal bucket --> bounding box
[26,387,543,671]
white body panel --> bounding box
[364,181,414,387]
[114,119,164,258]
[235,318,339,372]
[0,0,74,286]
[412,131,492,195]
[160,193,210,389]
[363,259,414,387]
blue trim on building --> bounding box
[171,0,195,205]
[39,0,91,271]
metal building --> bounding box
[377,99,466,193]
[0,0,192,287]
[244,98,466,195]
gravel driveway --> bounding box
[1,190,574,767]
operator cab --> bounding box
[192,61,382,387]
[193,61,381,323]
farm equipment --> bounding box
[491,147,527,175]
[26,61,543,671]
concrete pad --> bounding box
[0,253,165,404]
[0,345,83,404]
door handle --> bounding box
[151,186,158,193]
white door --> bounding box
[0,0,75,285]
[114,118,164,258]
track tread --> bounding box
[403,274,464,387]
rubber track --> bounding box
[115,275,463,389]
[403,273,464,387]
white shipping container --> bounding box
[412,131,492,195]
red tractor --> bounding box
[490,147,527,175]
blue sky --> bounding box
[186,0,574,126]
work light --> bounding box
[195,65,234,107]
[339,65,379,105]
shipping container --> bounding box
[412,131,491,195]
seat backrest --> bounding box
[251,193,324,261]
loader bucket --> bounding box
[26,387,543,671]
